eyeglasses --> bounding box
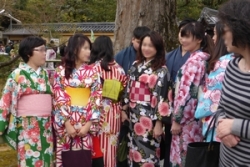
[33,48,46,53]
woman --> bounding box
[215,0,250,166]
[53,34,102,167]
[122,31,170,167]
[89,35,127,167]
[195,21,233,142]
[0,36,54,166]
[170,21,214,167]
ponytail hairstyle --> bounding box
[89,35,114,71]
[63,34,92,80]
[180,21,215,56]
[207,22,229,72]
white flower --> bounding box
[157,81,162,87]
[85,78,93,84]
[158,71,164,78]
[33,151,40,158]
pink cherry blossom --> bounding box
[220,59,230,68]
[133,150,142,162]
[18,75,26,83]
[134,123,146,136]
[140,116,153,130]
[210,90,221,103]
[148,74,158,89]
[139,74,149,83]
[215,72,225,82]
[141,163,154,167]
[158,102,170,116]
[129,149,133,160]
[129,102,136,108]
[150,96,157,108]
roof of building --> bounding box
[3,22,115,35]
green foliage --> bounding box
[0,56,20,79]
[177,0,228,20]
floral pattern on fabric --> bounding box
[170,51,210,167]
[195,54,234,142]
[0,62,53,167]
[124,60,170,167]
[52,64,102,167]
[92,60,127,167]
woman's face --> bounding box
[181,34,201,53]
[212,27,217,44]
[141,36,157,61]
[28,45,46,68]
[223,25,238,53]
[77,41,91,63]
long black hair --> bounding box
[208,22,229,72]
[89,35,114,71]
[63,34,92,79]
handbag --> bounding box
[102,79,123,101]
[185,113,220,167]
[62,138,92,167]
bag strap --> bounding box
[69,137,84,150]
[203,111,220,142]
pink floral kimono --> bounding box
[170,50,210,167]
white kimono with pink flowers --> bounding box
[170,50,210,167]
[124,60,170,167]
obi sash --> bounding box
[65,87,91,106]
[17,94,52,117]
[129,81,152,102]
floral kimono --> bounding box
[124,60,170,167]
[0,62,54,167]
[53,64,102,167]
[93,60,127,167]
[170,50,210,167]
[195,54,234,141]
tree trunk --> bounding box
[113,0,178,54]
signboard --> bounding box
[50,38,60,46]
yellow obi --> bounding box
[65,87,91,106]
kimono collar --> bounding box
[19,62,42,75]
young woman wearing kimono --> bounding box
[0,36,54,167]
[170,21,215,167]
[52,34,102,167]
[122,31,171,167]
[89,36,127,167]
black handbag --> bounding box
[185,113,220,167]
[62,138,92,167]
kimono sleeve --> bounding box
[0,75,17,134]
[52,67,71,128]
[85,72,102,122]
[151,68,171,120]
[173,60,205,124]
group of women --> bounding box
[0,0,249,167]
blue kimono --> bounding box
[166,46,190,81]
[115,45,136,74]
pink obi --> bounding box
[129,81,152,102]
[17,94,52,117]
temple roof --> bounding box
[3,22,115,35]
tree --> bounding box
[113,0,179,54]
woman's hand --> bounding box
[65,120,77,138]
[171,121,182,135]
[216,119,234,138]
[153,120,163,140]
[220,134,240,148]
[78,121,92,137]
